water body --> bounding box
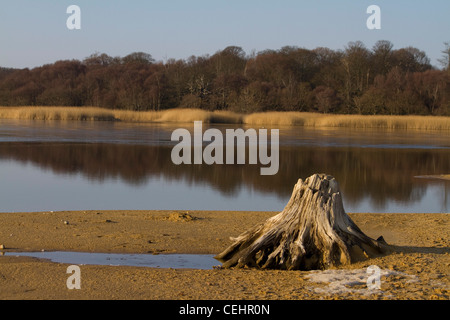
[0,119,449,213]
[2,251,218,269]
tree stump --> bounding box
[215,174,389,270]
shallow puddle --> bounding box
[2,251,220,270]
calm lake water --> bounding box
[0,119,449,213]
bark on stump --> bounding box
[215,174,389,270]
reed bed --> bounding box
[0,106,116,121]
[0,106,449,130]
[244,112,450,130]
[311,114,450,130]
[111,109,243,124]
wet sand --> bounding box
[0,210,448,300]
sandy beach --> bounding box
[0,210,448,300]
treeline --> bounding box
[0,40,449,115]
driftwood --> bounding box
[215,174,389,270]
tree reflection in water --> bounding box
[0,142,448,212]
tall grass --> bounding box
[310,114,450,130]
[111,108,243,124]
[244,112,450,130]
[0,107,243,124]
[0,106,116,121]
[0,106,449,130]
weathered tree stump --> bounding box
[215,174,389,270]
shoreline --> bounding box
[1,106,449,130]
[0,210,448,300]
[1,210,448,254]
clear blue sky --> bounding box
[1,0,449,69]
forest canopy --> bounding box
[0,41,449,115]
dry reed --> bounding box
[0,106,448,130]
[0,106,116,121]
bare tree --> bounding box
[438,42,450,72]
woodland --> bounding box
[0,41,449,115]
